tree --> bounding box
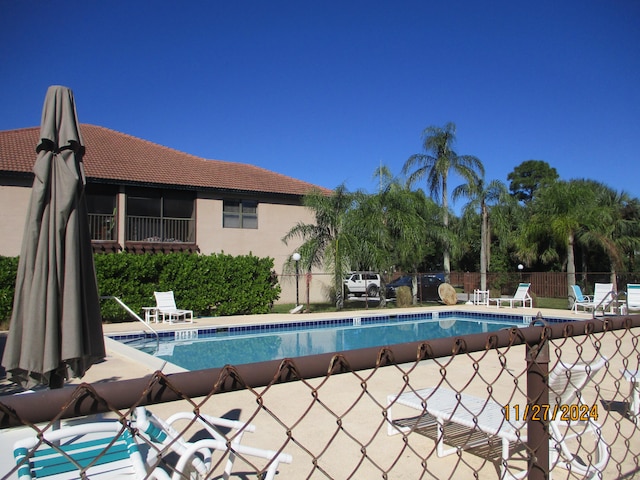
[351,167,440,305]
[282,184,355,309]
[578,182,640,290]
[518,180,597,303]
[402,122,484,282]
[453,177,509,290]
[487,191,526,273]
[507,160,559,204]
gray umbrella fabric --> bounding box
[1,86,105,389]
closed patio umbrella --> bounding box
[1,85,105,389]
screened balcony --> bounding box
[126,215,195,243]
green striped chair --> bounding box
[13,421,168,479]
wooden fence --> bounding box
[449,271,640,299]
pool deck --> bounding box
[101,301,586,335]
[3,300,584,389]
[4,303,634,479]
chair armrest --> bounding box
[164,411,256,443]
[488,297,503,307]
[173,439,292,480]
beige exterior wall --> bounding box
[196,194,331,304]
[0,183,31,257]
[0,182,332,305]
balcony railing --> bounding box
[88,213,116,241]
[126,215,194,243]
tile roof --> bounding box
[0,124,330,196]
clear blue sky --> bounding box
[2,1,639,206]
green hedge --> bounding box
[0,252,281,323]
[0,256,19,323]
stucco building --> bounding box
[0,124,331,304]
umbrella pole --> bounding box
[50,371,65,389]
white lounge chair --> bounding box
[488,283,532,308]
[12,421,170,479]
[625,284,640,313]
[387,355,609,480]
[572,283,615,315]
[153,291,193,323]
[570,284,592,312]
[134,407,292,480]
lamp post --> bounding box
[292,252,301,306]
[518,264,524,283]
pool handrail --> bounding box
[591,289,626,318]
[100,295,160,354]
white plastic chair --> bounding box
[625,284,640,312]
[176,439,292,480]
[570,284,592,312]
[134,407,292,480]
[572,283,614,315]
[387,355,609,479]
[488,283,532,308]
[153,291,193,323]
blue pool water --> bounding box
[111,311,548,371]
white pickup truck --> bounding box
[344,272,381,297]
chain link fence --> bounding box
[1,315,639,479]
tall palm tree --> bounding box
[282,184,355,309]
[519,180,597,299]
[453,177,508,290]
[402,122,484,282]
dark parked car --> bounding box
[385,274,445,302]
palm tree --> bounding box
[402,122,484,282]
[346,166,398,274]
[351,167,436,304]
[282,184,355,309]
[523,180,640,300]
[453,177,508,290]
[370,166,436,272]
[579,182,640,290]
[518,180,597,300]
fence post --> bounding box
[463,272,471,300]
[526,318,550,479]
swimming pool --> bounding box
[110,310,555,371]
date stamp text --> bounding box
[504,404,598,422]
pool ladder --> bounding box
[100,296,160,354]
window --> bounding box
[86,187,117,241]
[126,189,195,243]
[223,200,258,229]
